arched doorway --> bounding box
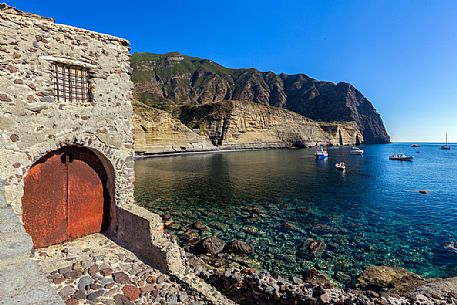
[22,146,110,248]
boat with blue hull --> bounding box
[315,147,328,160]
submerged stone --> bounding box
[191,221,208,231]
[224,240,253,256]
[196,236,225,255]
[301,239,326,259]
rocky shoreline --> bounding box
[160,217,457,305]
[200,266,457,305]
[183,248,457,305]
[32,222,457,305]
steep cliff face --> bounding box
[133,101,215,154]
[131,52,389,144]
[177,100,363,149]
[133,100,363,154]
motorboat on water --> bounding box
[411,144,420,148]
[335,162,346,171]
[350,146,364,155]
[315,147,328,160]
[441,132,451,150]
[389,153,414,161]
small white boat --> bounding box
[350,147,364,155]
[389,153,414,161]
[335,162,346,171]
[315,147,328,160]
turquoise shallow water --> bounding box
[134,143,457,285]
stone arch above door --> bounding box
[22,146,110,248]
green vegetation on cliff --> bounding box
[131,52,390,144]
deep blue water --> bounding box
[134,143,457,285]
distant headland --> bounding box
[131,52,390,155]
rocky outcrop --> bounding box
[131,52,390,144]
[133,101,215,154]
[224,240,253,256]
[134,100,363,154]
[176,100,363,149]
[204,267,457,305]
[357,266,427,293]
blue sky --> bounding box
[7,1,457,142]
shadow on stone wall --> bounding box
[110,204,184,275]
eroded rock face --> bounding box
[131,52,389,144]
[357,266,426,293]
[133,101,214,154]
[134,100,363,153]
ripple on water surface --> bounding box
[134,143,457,285]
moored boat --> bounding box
[335,162,346,171]
[315,147,328,160]
[389,153,414,161]
[441,132,451,150]
[350,147,364,155]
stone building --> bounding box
[0,3,185,279]
[0,3,137,246]
[0,5,245,305]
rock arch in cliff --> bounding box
[21,146,113,248]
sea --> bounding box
[134,143,457,286]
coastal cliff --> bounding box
[134,100,363,154]
[131,52,390,144]
[133,101,215,154]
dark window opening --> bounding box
[51,63,91,103]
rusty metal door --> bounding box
[22,147,107,248]
[67,147,105,239]
[22,151,68,248]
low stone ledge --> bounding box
[0,179,63,305]
[114,203,185,275]
[114,203,238,304]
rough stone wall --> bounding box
[0,5,135,218]
[0,5,194,296]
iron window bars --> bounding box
[51,63,91,103]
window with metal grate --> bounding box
[51,63,91,103]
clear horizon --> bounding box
[7,0,457,142]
